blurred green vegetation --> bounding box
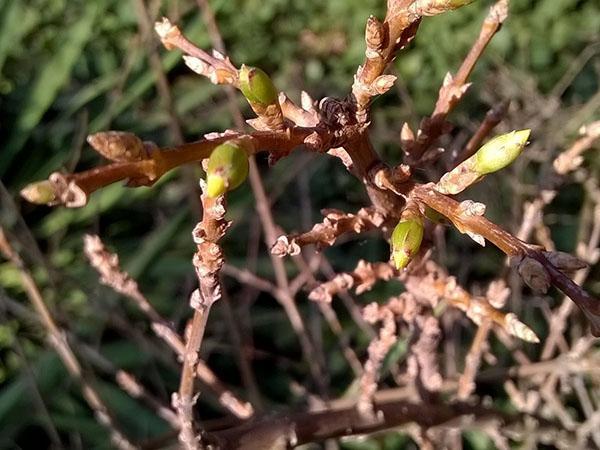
[0,0,599,448]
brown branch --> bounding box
[173,186,230,450]
[357,303,398,420]
[309,260,398,303]
[457,319,492,400]
[553,121,600,175]
[272,207,386,257]
[206,392,536,449]
[411,183,600,336]
[407,314,442,398]
[192,0,328,397]
[23,127,328,208]
[155,17,238,86]
[404,0,508,164]
[351,2,422,124]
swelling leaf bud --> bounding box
[206,141,250,198]
[20,180,57,205]
[390,218,424,270]
[239,65,278,107]
[474,129,530,175]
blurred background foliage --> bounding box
[0,0,599,448]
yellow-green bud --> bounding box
[390,218,424,270]
[474,129,530,175]
[206,141,249,198]
[239,65,278,107]
[20,180,57,205]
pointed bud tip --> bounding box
[390,219,424,270]
[474,129,531,175]
[20,180,57,205]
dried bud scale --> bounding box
[512,255,551,294]
[365,15,386,58]
[543,251,588,273]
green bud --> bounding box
[239,65,278,107]
[474,129,530,175]
[206,141,249,198]
[390,218,424,270]
[20,180,57,205]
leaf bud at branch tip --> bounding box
[20,180,57,205]
[436,129,530,195]
[390,217,424,270]
[239,65,278,107]
[205,141,250,198]
[474,129,530,175]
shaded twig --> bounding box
[83,234,253,419]
[453,100,509,166]
[0,228,137,450]
[309,260,398,303]
[272,207,386,257]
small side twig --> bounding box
[272,207,386,257]
[309,260,398,303]
[453,100,509,166]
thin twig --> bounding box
[0,228,137,450]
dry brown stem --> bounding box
[191,1,328,397]
[207,390,536,449]
[84,234,253,419]
[457,319,492,400]
[28,127,332,208]
[309,260,398,303]
[272,207,387,257]
[411,183,600,335]
[453,100,509,166]
[174,185,230,449]
[357,303,398,420]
